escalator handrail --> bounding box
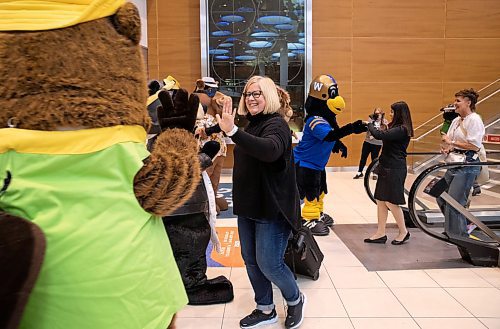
[364,157,499,244]
[363,150,500,208]
[363,151,455,204]
[407,161,500,245]
[363,158,379,204]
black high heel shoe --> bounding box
[363,235,387,244]
[391,232,410,245]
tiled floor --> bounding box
[176,172,500,329]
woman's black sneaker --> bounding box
[285,293,306,329]
[353,173,363,179]
[240,308,277,328]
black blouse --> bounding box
[230,112,300,229]
[368,123,410,169]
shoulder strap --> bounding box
[458,119,482,152]
[458,119,467,137]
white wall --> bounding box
[129,0,148,47]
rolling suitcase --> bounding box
[284,227,324,280]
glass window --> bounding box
[201,0,309,131]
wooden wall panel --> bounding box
[147,38,158,79]
[146,0,157,40]
[312,0,352,37]
[148,0,201,83]
[353,0,446,38]
[446,0,500,38]
[443,39,500,82]
[146,0,158,79]
[353,38,445,82]
[157,38,201,86]
[442,83,487,105]
[352,83,444,121]
[312,38,352,83]
[157,1,200,38]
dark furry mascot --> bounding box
[294,75,367,236]
[0,1,200,328]
[162,149,234,305]
[146,82,234,306]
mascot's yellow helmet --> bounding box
[308,74,345,115]
[163,75,180,91]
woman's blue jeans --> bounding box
[437,157,480,237]
[238,216,300,311]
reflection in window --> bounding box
[202,0,307,131]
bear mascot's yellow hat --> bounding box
[0,0,125,31]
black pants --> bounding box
[358,141,382,172]
[295,165,327,201]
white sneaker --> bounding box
[467,224,477,234]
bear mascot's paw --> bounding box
[134,128,200,216]
[0,213,46,329]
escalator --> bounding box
[363,159,420,228]
[364,156,500,267]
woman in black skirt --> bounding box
[363,101,414,245]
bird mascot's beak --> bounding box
[327,96,346,115]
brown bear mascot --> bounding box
[0,1,200,328]
[193,77,230,214]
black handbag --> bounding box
[284,227,324,281]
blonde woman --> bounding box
[217,76,305,329]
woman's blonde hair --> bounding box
[237,76,281,116]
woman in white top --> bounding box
[439,89,485,237]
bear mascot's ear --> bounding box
[211,92,228,116]
[195,79,206,91]
[112,2,141,45]
[148,80,163,96]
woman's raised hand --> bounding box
[216,97,235,133]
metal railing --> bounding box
[408,84,500,174]
[407,161,500,267]
[363,154,500,266]
[413,86,500,142]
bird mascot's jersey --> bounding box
[0,126,187,329]
[294,115,336,170]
